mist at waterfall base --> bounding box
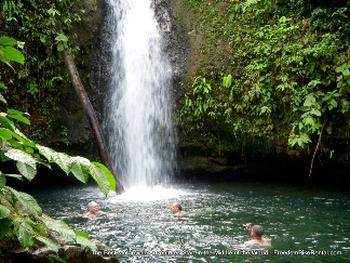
[30,182,350,262]
[101,0,175,190]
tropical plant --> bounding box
[0,37,115,258]
[178,0,350,158]
[0,0,83,142]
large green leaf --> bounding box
[35,236,59,253]
[16,161,37,181]
[69,156,90,184]
[51,152,71,174]
[75,231,97,250]
[4,149,37,168]
[0,46,25,65]
[0,36,17,46]
[89,163,110,196]
[7,109,30,125]
[13,217,35,248]
[0,127,13,140]
[92,162,116,192]
[37,144,55,161]
[43,216,76,242]
[5,187,42,216]
[0,218,11,239]
[0,114,14,131]
[12,128,35,147]
[0,204,10,219]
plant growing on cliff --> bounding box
[178,0,350,160]
[0,37,115,258]
[0,0,83,142]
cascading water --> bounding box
[102,0,176,189]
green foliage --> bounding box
[0,39,114,257]
[0,0,82,141]
[0,36,25,70]
[178,0,350,153]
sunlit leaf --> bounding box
[75,231,97,250]
[0,205,10,219]
[37,144,55,161]
[5,187,42,216]
[35,236,59,253]
[92,162,116,192]
[16,161,37,181]
[51,152,71,174]
[70,156,90,184]
[13,217,35,248]
[89,163,110,196]
[7,109,30,125]
[43,216,76,242]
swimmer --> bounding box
[170,202,188,217]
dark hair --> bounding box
[173,203,182,211]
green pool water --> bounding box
[30,181,350,262]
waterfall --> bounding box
[102,0,176,189]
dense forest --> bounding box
[173,0,350,178]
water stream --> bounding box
[31,182,350,262]
[102,0,175,189]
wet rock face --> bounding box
[152,0,189,101]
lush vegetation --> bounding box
[0,35,114,263]
[0,0,82,142]
[177,0,350,157]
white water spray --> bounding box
[103,0,175,189]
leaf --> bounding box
[329,99,338,108]
[7,109,30,125]
[44,216,76,242]
[55,33,68,43]
[4,149,37,169]
[303,94,316,107]
[3,173,23,181]
[0,205,10,219]
[0,36,17,46]
[93,162,116,192]
[0,218,11,239]
[70,156,90,184]
[0,127,13,140]
[37,144,55,161]
[0,115,15,131]
[222,74,232,88]
[0,93,7,104]
[0,46,25,65]
[57,43,65,52]
[35,236,59,253]
[51,152,71,174]
[16,161,37,181]
[5,187,42,216]
[89,163,110,196]
[75,231,97,250]
[0,174,6,187]
[299,133,312,144]
[310,109,321,117]
[12,128,35,147]
[13,217,35,248]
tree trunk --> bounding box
[61,48,124,194]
